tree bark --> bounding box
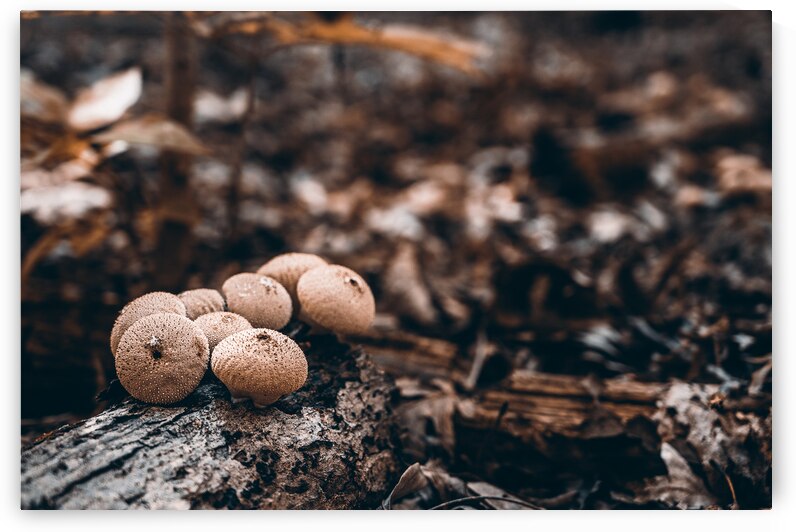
[21,338,399,509]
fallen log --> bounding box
[21,336,399,509]
[453,370,771,508]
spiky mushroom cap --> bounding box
[178,288,225,320]
[211,328,308,408]
[296,264,375,335]
[115,313,210,405]
[256,253,328,315]
[110,292,186,357]
[194,311,252,350]
[221,273,292,330]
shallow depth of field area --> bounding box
[20,11,771,509]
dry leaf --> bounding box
[466,481,536,510]
[21,182,112,225]
[194,88,248,124]
[92,114,209,155]
[383,242,438,326]
[67,67,142,131]
[21,70,69,124]
[617,443,717,509]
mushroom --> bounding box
[194,311,252,350]
[221,273,292,330]
[178,288,225,320]
[256,253,328,315]
[211,328,308,408]
[110,292,186,357]
[296,264,375,335]
[115,313,210,405]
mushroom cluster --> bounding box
[109,252,375,408]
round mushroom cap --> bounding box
[110,292,187,357]
[221,273,292,330]
[115,313,210,405]
[256,253,328,315]
[211,328,308,407]
[194,311,252,350]
[296,264,375,335]
[178,288,225,320]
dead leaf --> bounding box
[21,182,112,225]
[466,481,537,510]
[382,463,427,508]
[67,67,142,131]
[21,70,69,124]
[92,114,209,155]
[383,242,437,326]
[617,443,717,509]
[715,152,772,195]
[194,88,248,124]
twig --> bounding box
[429,495,541,510]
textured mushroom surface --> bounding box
[212,328,307,407]
[297,265,376,335]
[194,311,252,350]
[256,252,328,314]
[115,313,210,405]
[178,288,225,320]
[110,292,187,356]
[221,273,292,330]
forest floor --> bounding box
[21,11,771,509]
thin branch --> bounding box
[429,495,542,511]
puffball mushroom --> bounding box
[178,288,225,320]
[110,291,187,357]
[211,328,308,408]
[256,252,328,315]
[296,264,375,335]
[194,311,252,350]
[221,273,292,330]
[115,313,210,405]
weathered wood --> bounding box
[456,371,673,438]
[21,337,399,509]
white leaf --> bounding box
[21,69,69,124]
[21,182,112,225]
[67,67,142,131]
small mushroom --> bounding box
[211,328,308,408]
[110,292,186,357]
[178,288,225,320]
[194,311,252,350]
[296,264,375,335]
[256,252,328,315]
[221,273,292,330]
[115,313,210,405]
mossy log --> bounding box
[21,337,399,509]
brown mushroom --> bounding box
[211,328,308,408]
[221,273,292,330]
[115,313,210,405]
[178,288,225,320]
[110,292,186,357]
[256,253,328,315]
[296,264,375,335]
[194,311,252,350]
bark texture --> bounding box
[21,337,399,509]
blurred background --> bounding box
[20,11,771,506]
